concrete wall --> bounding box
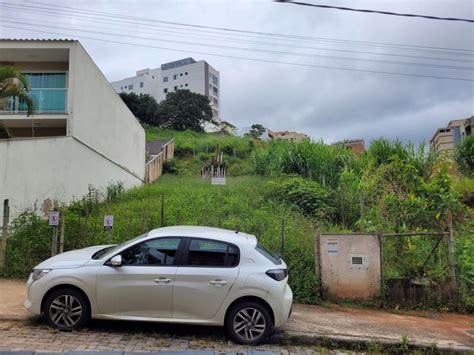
[69,42,145,179]
[319,234,381,300]
[0,137,142,218]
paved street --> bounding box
[1,279,473,353]
[0,319,326,354]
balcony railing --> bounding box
[0,89,67,114]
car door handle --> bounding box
[153,278,171,284]
[209,279,227,286]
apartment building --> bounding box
[430,117,473,154]
[0,39,145,218]
[111,58,221,121]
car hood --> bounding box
[34,245,112,269]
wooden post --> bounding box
[51,224,58,257]
[378,233,384,306]
[59,212,65,254]
[160,192,165,227]
[0,199,10,270]
[359,191,365,223]
[280,219,285,254]
[447,221,458,301]
[313,229,321,283]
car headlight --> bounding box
[32,269,52,281]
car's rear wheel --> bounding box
[225,301,272,345]
[44,288,90,330]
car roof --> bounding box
[148,226,257,246]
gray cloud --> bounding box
[1,0,473,144]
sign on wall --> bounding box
[103,215,114,230]
[48,211,60,226]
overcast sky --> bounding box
[1,0,473,144]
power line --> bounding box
[2,18,472,72]
[2,23,473,82]
[275,1,474,23]
[2,7,473,64]
[6,1,474,55]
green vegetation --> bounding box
[0,65,34,116]
[120,90,215,131]
[454,136,474,177]
[2,129,472,310]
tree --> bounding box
[0,66,34,115]
[454,136,474,177]
[119,92,161,126]
[245,124,266,139]
[156,90,214,131]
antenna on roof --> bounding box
[235,225,240,234]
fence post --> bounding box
[280,219,285,254]
[378,233,384,306]
[160,193,165,227]
[59,212,65,254]
[0,199,10,270]
[447,221,458,302]
[313,228,321,283]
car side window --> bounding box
[184,239,239,267]
[121,238,182,266]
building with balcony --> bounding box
[111,58,221,126]
[430,116,473,154]
[332,139,365,155]
[0,39,145,218]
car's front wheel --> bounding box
[225,301,272,345]
[44,288,90,330]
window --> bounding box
[180,84,183,88]
[140,82,144,88]
[163,88,168,94]
[184,239,239,267]
[174,86,178,91]
[121,238,182,266]
[213,98,218,105]
[185,83,188,87]
[173,74,177,80]
[255,243,281,265]
[180,73,183,76]
[213,86,218,95]
[185,72,188,75]
[128,84,133,90]
[152,76,155,79]
[120,87,123,90]
[163,76,168,82]
[18,73,67,113]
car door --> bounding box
[172,238,240,320]
[96,237,183,319]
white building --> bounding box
[111,58,221,123]
[0,39,145,218]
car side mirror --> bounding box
[110,255,122,267]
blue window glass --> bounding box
[19,73,67,112]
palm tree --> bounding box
[0,66,34,116]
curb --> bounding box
[279,330,473,354]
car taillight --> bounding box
[266,269,288,281]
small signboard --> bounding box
[48,211,60,226]
[103,215,114,230]
[211,177,226,185]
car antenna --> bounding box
[235,224,240,234]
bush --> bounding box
[454,136,474,177]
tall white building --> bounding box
[111,58,220,121]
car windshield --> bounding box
[255,243,282,265]
[91,233,148,260]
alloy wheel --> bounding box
[48,294,83,328]
[233,307,266,341]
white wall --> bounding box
[0,137,142,219]
[69,43,145,179]
[111,68,161,99]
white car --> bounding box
[25,226,293,344]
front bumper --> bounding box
[24,273,42,315]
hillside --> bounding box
[3,129,473,309]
